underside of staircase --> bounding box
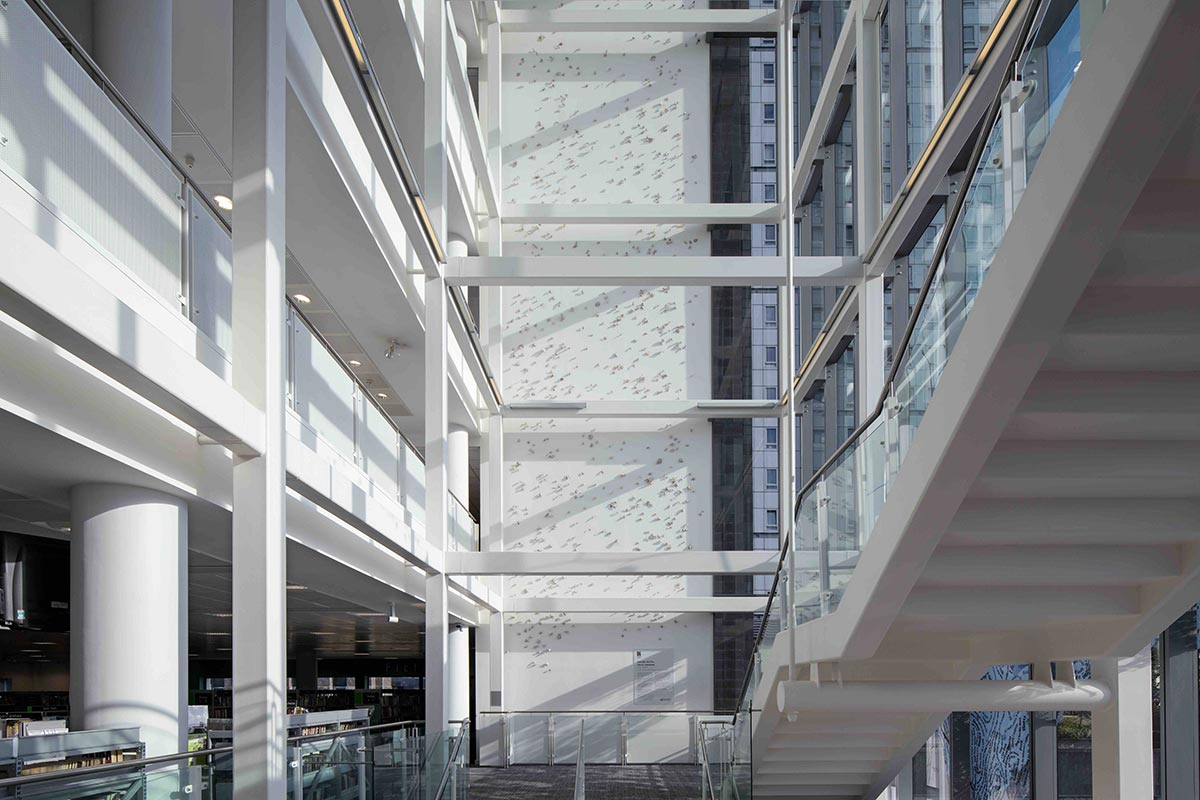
[748,0,1200,796]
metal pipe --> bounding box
[777,679,1112,715]
[573,719,586,800]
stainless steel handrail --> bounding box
[572,719,586,800]
[697,727,719,800]
[727,0,1048,731]
[433,719,471,800]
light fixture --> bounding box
[387,602,400,624]
[293,293,312,305]
[348,359,363,368]
[384,339,402,359]
[377,392,389,400]
[213,194,233,211]
[286,584,307,591]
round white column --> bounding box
[92,0,173,143]
[446,623,470,724]
[447,425,470,505]
[70,484,187,757]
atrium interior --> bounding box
[0,0,1197,798]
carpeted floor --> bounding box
[467,764,699,799]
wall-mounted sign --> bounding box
[634,649,675,706]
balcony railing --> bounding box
[1,0,481,550]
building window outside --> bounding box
[764,143,776,165]
[766,427,778,449]
[764,224,778,246]
[765,345,777,366]
[764,303,777,326]
[763,62,775,84]
[766,509,778,530]
[764,102,776,124]
[764,183,777,203]
[765,468,778,488]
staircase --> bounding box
[743,0,1200,796]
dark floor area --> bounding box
[468,764,698,799]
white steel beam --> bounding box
[424,273,450,734]
[502,400,782,419]
[446,550,782,576]
[504,597,769,614]
[446,256,861,287]
[423,0,448,244]
[499,9,777,34]
[503,203,778,225]
[791,2,858,204]
[231,0,288,795]
[1091,647,1155,800]
[446,16,499,218]
[777,679,1112,715]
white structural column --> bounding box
[423,0,448,243]
[231,0,288,796]
[425,272,450,734]
[69,484,187,757]
[1091,647,1155,799]
[448,425,470,503]
[476,15,506,766]
[855,2,886,408]
[92,0,172,142]
[777,0,797,678]
[447,623,470,724]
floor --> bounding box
[467,764,699,799]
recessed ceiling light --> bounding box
[205,632,231,637]
[348,359,362,368]
[286,584,307,591]
[293,293,312,304]
[213,194,233,211]
[32,641,56,646]
[376,392,389,399]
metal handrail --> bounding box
[572,719,586,800]
[433,719,471,800]
[698,727,719,800]
[727,0,1048,730]
[0,719,424,790]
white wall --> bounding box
[500,14,714,718]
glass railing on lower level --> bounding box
[0,720,469,800]
[478,710,726,769]
[723,0,1105,791]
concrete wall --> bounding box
[500,10,714,721]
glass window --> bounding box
[763,143,776,165]
[764,183,777,203]
[763,62,776,84]
[766,509,779,530]
[766,427,778,449]
[764,224,778,245]
[765,468,778,488]
[764,345,777,366]
[764,303,777,326]
[763,102,776,124]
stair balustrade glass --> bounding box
[724,0,1106,793]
